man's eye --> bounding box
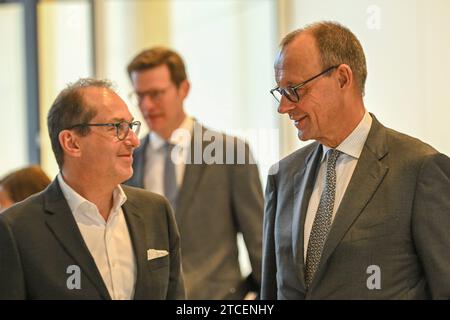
[151,91,161,98]
[298,86,308,94]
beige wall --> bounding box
[278,0,450,156]
[38,0,93,178]
[35,0,450,176]
[0,3,28,177]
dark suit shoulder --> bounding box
[269,141,319,179]
[121,184,168,207]
[385,126,439,157]
[1,190,46,226]
[366,116,445,177]
[280,141,319,165]
[197,123,249,147]
[195,122,256,165]
[120,184,174,225]
[382,126,444,174]
[205,127,244,143]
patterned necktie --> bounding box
[305,149,341,288]
[164,142,178,210]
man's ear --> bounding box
[179,79,190,99]
[336,64,353,90]
[58,130,82,159]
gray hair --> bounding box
[281,21,367,96]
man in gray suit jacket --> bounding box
[261,21,450,299]
[126,47,263,299]
[0,78,185,299]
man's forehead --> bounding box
[80,86,113,100]
[80,87,130,117]
[131,64,172,85]
[275,34,321,77]
[81,86,122,107]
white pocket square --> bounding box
[147,249,169,261]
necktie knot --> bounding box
[327,149,341,166]
[164,141,175,152]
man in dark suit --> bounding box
[126,47,263,299]
[261,21,450,299]
[0,78,185,299]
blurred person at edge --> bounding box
[0,165,51,213]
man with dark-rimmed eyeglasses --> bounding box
[0,78,185,299]
[261,21,450,300]
[270,65,338,103]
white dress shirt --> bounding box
[303,112,373,260]
[143,116,194,195]
[57,174,137,300]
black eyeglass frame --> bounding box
[270,65,339,103]
[128,84,174,105]
[66,120,141,141]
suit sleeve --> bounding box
[412,152,450,299]
[230,143,264,291]
[0,215,26,299]
[164,201,186,300]
[260,171,278,299]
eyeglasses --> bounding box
[270,65,339,103]
[129,85,172,104]
[66,120,141,140]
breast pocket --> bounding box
[350,218,399,242]
[147,255,170,271]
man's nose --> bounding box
[277,96,296,114]
[125,129,140,148]
[139,94,157,112]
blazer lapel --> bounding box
[292,143,323,289]
[176,121,207,224]
[311,116,389,289]
[121,199,148,300]
[44,180,111,299]
[133,136,149,188]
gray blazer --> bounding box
[126,121,263,299]
[261,115,450,299]
[0,180,185,300]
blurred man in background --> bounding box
[0,165,50,213]
[126,47,263,299]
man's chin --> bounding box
[118,168,133,184]
[148,119,165,133]
[297,129,307,141]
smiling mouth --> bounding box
[294,115,307,125]
[148,114,163,119]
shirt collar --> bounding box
[321,111,372,161]
[57,173,127,218]
[111,184,127,212]
[58,173,90,214]
[149,116,194,150]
